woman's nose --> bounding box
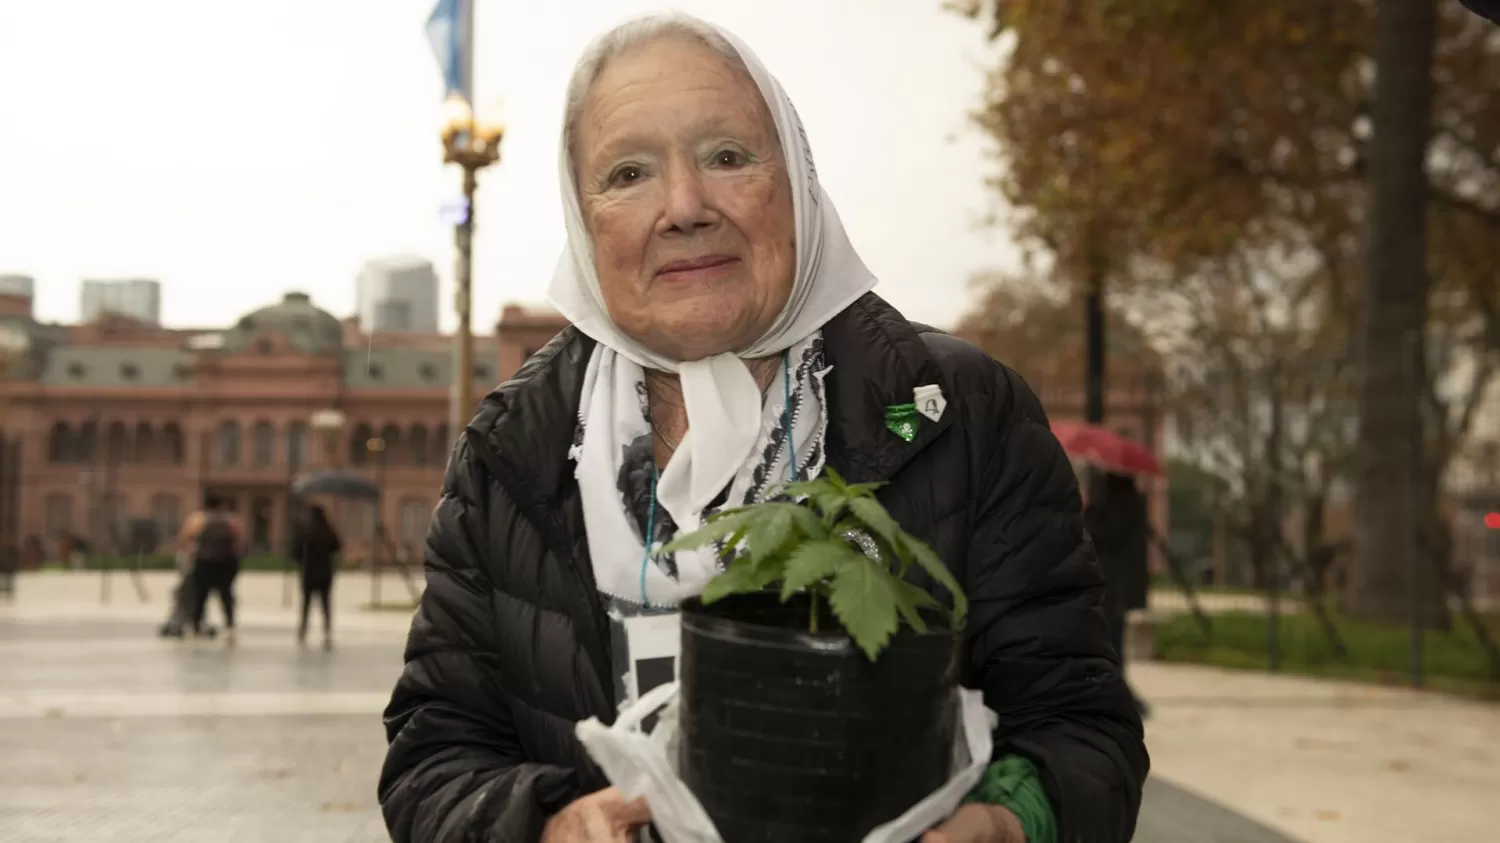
[661,162,717,234]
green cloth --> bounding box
[885,403,923,442]
[963,754,1058,843]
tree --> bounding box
[953,270,1158,400]
[951,0,1500,627]
[1349,0,1439,627]
[1142,250,1357,626]
[954,257,1355,652]
[954,269,1160,381]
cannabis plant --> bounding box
[663,469,968,661]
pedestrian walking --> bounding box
[292,504,341,650]
[187,499,244,646]
[1085,471,1152,718]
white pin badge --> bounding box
[914,384,947,422]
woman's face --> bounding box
[573,37,796,362]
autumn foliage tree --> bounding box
[951,0,1500,626]
[952,270,1155,391]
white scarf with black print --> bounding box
[570,333,830,608]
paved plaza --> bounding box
[3,572,1490,842]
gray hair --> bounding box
[563,14,753,180]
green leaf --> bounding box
[891,579,939,635]
[816,468,884,500]
[822,467,849,491]
[902,535,968,626]
[716,524,749,561]
[779,503,831,541]
[702,555,785,605]
[827,555,901,661]
[746,506,795,567]
[847,497,904,555]
[779,539,861,601]
[783,481,845,516]
[662,509,754,554]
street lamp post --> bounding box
[366,435,387,605]
[439,96,505,433]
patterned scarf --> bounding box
[570,333,831,608]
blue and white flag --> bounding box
[426,0,473,102]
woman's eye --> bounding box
[712,149,747,167]
[610,165,644,186]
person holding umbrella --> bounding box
[292,504,343,650]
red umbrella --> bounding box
[1049,421,1163,477]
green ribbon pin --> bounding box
[885,403,922,443]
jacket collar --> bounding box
[474,292,953,500]
[473,326,596,507]
[819,293,954,484]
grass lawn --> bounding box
[1155,609,1500,700]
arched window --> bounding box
[106,422,129,463]
[433,425,450,464]
[134,422,154,463]
[252,421,275,468]
[287,422,309,472]
[380,424,402,464]
[77,421,98,463]
[408,425,429,467]
[349,423,373,466]
[47,422,72,464]
[217,421,241,467]
[163,423,185,465]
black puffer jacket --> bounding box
[379,294,1148,843]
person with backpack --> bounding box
[292,504,342,650]
[189,498,244,645]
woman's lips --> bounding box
[655,254,739,281]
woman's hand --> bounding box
[921,804,1026,843]
[539,787,652,842]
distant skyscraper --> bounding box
[0,275,34,300]
[356,256,439,333]
[80,278,161,325]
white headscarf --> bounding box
[547,14,877,602]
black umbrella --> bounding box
[1462,0,1500,25]
[290,470,381,501]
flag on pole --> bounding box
[426,0,474,102]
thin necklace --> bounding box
[649,414,680,451]
[646,359,774,454]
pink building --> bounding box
[0,291,567,566]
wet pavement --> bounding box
[0,613,1299,843]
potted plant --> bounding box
[664,469,969,843]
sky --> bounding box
[0,0,1019,333]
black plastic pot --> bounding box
[678,592,960,843]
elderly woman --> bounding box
[380,13,1146,843]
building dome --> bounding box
[223,291,344,355]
